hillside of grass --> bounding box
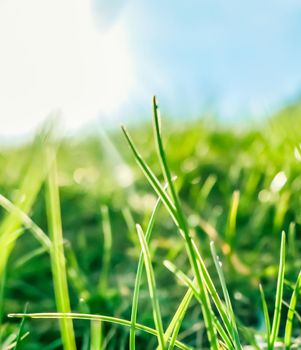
[0,101,300,349]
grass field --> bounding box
[0,99,300,349]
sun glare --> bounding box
[0,0,133,137]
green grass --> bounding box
[136,224,166,349]
[0,98,300,349]
[46,149,76,350]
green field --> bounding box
[0,99,300,349]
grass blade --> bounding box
[153,97,219,349]
[192,240,236,344]
[46,149,77,350]
[136,224,166,350]
[8,312,193,350]
[0,143,48,276]
[13,303,28,350]
[210,242,242,349]
[130,195,162,350]
[225,191,240,250]
[269,231,286,349]
[259,284,271,343]
[163,260,233,349]
[98,205,112,294]
[288,222,296,259]
[0,194,52,250]
[166,286,194,350]
[284,271,301,349]
[121,126,178,224]
[163,261,199,299]
[90,321,102,350]
[164,280,195,350]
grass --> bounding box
[0,98,300,349]
[46,148,76,350]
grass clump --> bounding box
[0,98,300,349]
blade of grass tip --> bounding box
[46,149,77,350]
[225,191,240,252]
[284,271,301,349]
[122,102,218,349]
[210,242,242,350]
[130,194,163,350]
[121,125,178,226]
[163,261,200,300]
[259,284,271,343]
[98,205,112,294]
[136,224,166,349]
[13,303,28,350]
[152,96,218,350]
[269,231,286,349]
[8,313,193,350]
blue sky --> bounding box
[0,0,300,138]
[114,0,301,120]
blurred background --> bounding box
[1,0,301,139]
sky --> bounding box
[0,0,301,138]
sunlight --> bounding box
[0,0,133,137]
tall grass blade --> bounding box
[8,312,192,350]
[136,224,166,350]
[166,286,194,350]
[46,149,77,350]
[284,271,301,349]
[210,242,242,349]
[269,231,286,349]
[192,240,235,343]
[152,96,218,350]
[259,284,271,342]
[164,280,195,350]
[163,260,232,349]
[130,195,162,350]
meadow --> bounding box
[0,99,300,349]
